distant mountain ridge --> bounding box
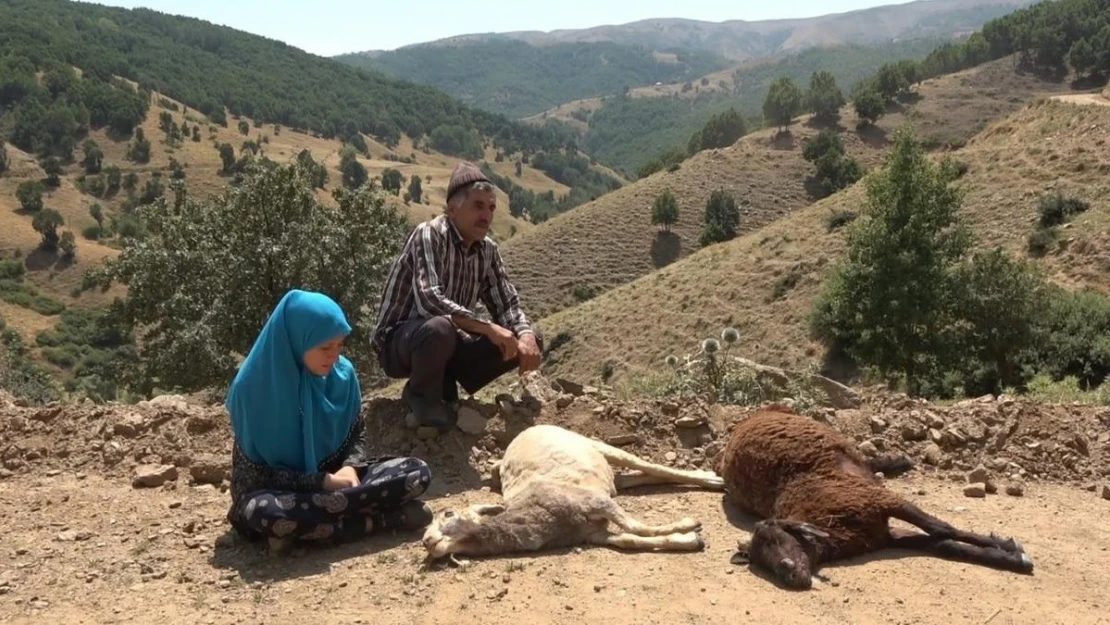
[348,0,1034,61]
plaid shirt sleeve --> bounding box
[410,223,478,320]
[481,243,533,337]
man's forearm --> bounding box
[451,314,498,337]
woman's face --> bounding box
[303,335,344,376]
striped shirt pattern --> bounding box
[371,215,533,349]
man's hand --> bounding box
[323,466,360,491]
[517,333,541,374]
[488,324,518,361]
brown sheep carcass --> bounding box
[715,404,1035,589]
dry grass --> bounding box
[534,97,1110,386]
[502,56,1076,321]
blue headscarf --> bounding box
[226,289,362,473]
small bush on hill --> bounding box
[700,189,740,247]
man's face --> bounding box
[448,187,496,244]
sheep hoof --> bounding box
[1017,552,1034,573]
[730,550,750,566]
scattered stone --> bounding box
[968,466,990,484]
[189,455,230,485]
[455,407,487,435]
[185,415,217,435]
[605,434,640,446]
[169,501,182,509]
[869,417,888,433]
[857,441,879,457]
[901,423,927,442]
[922,444,943,466]
[963,483,987,498]
[555,378,584,397]
[1005,484,1025,497]
[674,416,705,429]
[661,402,680,417]
[404,413,419,429]
[415,427,439,441]
[664,451,678,462]
[1102,485,1110,501]
[132,465,178,489]
[555,395,574,410]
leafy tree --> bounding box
[340,149,368,190]
[32,208,64,251]
[810,125,970,396]
[237,119,250,135]
[295,149,328,189]
[874,63,910,101]
[16,181,44,212]
[89,203,104,230]
[854,90,886,126]
[803,129,863,196]
[83,140,103,174]
[699,189,740,246]
[763,76,803,131]
[407,174,423,203]
[806,70,846,122]
[83,161,410,393]
[218,143,236,174]
[381,168,404,195]
[192,126,201,142]
[58,231,76,260]
[689,108,748,154]
[41,157,62,187]
[0,139,8,174]
[651,189,680,232]
[953,247,1049,392]
[127,128,151,164]
[105,166,122,194]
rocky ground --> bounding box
[1,374,1109,624]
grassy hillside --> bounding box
[336,40,730,118]
[0,0,624,222]
[0,86,588,398]
[533,97,1110,386]
[501,56,1076,321]
[554,38,945,176]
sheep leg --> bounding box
[591,498,701,536]
[614,471,686,490]
[587,529,705,552]
[591,442,725,490]
[892,503,1026,554]
[888,528,1034,574]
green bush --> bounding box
[0,259,25,280]
[1037,191,1089,228]
[30,295,66,316]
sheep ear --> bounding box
[787,522,830,541]
[470,504,505,516]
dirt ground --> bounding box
[1,381,1109,625]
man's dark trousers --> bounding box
[377,315,545,404]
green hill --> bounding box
[336,40,730,119]
[0,0,576,161]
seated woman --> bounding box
[224,289,433,547]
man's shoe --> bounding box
[403,383,455,432]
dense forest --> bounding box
[0,0,578,158]
[337,40,730,118]
[582,38,944,176]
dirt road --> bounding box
[2,470,1107,625]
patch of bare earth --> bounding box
[1,381,1108,624]
[502,57,1078,321]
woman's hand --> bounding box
[323,466,360,491]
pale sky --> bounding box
[91,0,915,56]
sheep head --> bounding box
[421,504,506,559]
[732,519,829,590]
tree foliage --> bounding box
[381,168,404,195]
[83,162,411,393]
[806,70,846,122]
[651,189,680,232]
[688,108,748,154]
[802,129,863,196]
[811,125,970,396]
[762,76,803,130]
[699,189,740,246]
[32,208,65,250]
[0,0,577,161]
[407,174,423,204]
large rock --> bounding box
[132,464,178,488]
[456,406,488,435]
[189,455,230,485]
